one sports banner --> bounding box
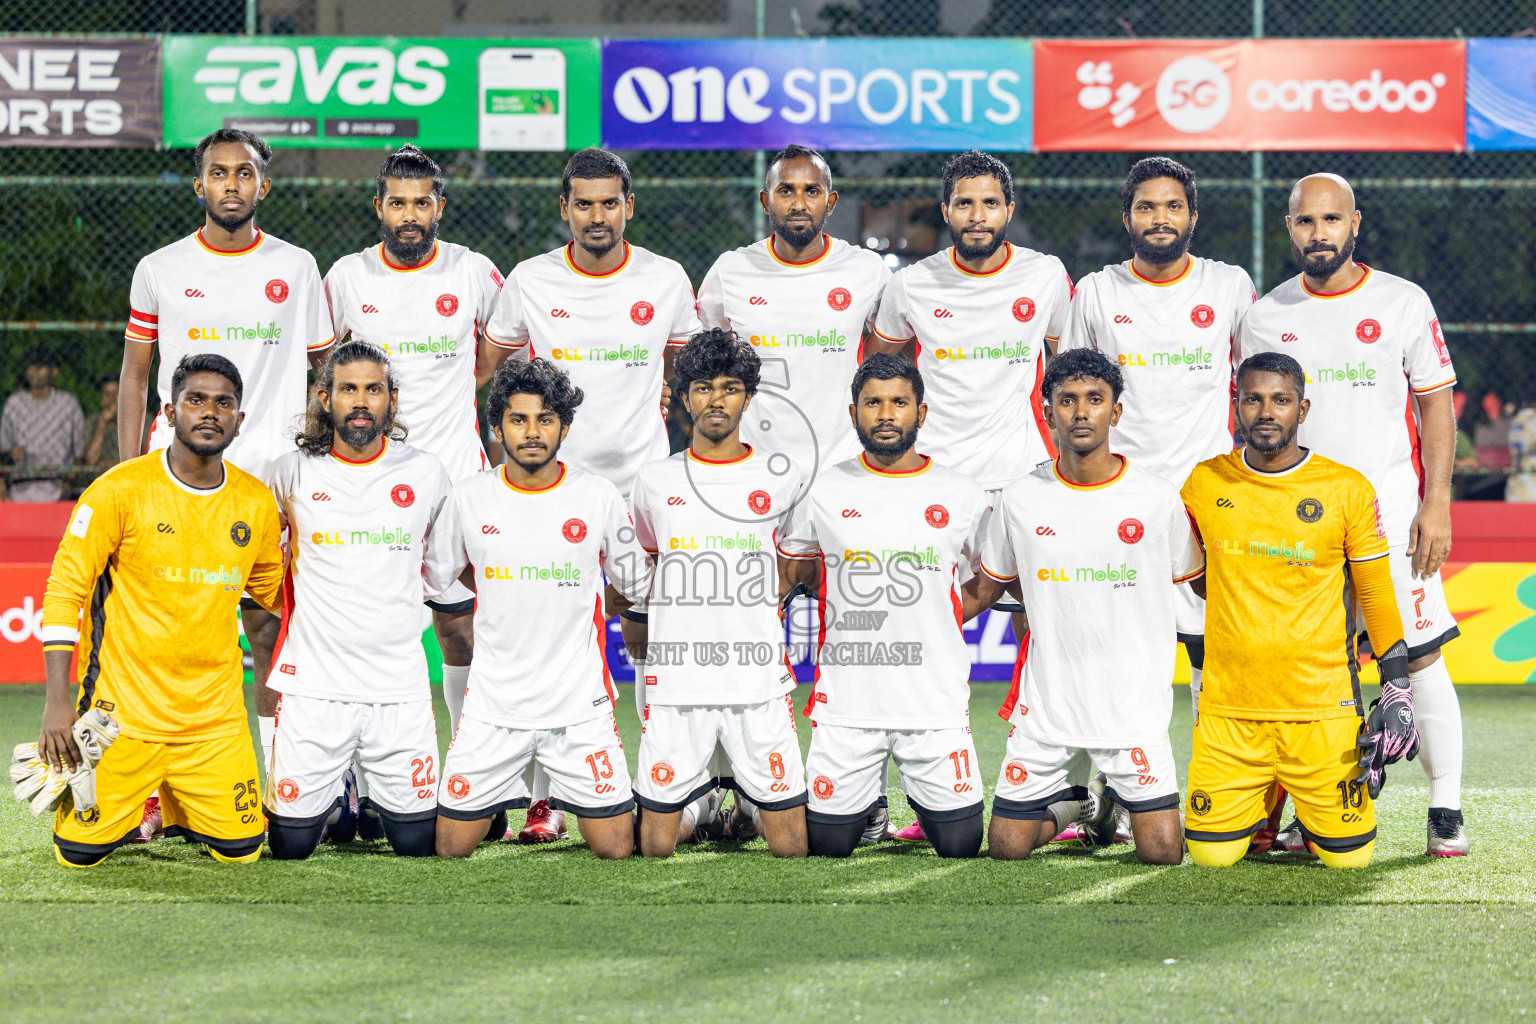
[0,38,161,147]
[161,36,601,150]
[1466,39,1536,151]
[1033,39,1465,151]
[601,38,1033,151]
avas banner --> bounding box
[1466,39,1536,151]
[161,36,600,150]
[601,38,1033,151]
[0,38,161,147]
[1034,39,1465,151]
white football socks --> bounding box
[1410,657,1463,810]
[257,715,276,781]
[530,762,552,804]
[441,664,470,730]
[1189,666,1202,716]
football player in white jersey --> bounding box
[966,349,1203,864]
[262,341,456,859]
[1059,156,1254,779]
[484,148,701,842]
[1238,174,1466,856]
[697,144,892,473]
[117,128,334,840]
[867,149,1072,845]
[321,145,506,827]
[628,329,809,858]
[432,358,652,859]
[778,356,990,859]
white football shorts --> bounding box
[804,724,983,823]
[990,724,1180,819]
[633,695,807,813]
[436,711,633,820]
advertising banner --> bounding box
[602,38,1032,151]
[162,36,600,150]
[1466,39,1536,151]
[0,38,161,147]
[1034,39,1465,151]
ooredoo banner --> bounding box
[1034,39,1465,151]
[1466,38,1536,151]
[601,38,1033,151]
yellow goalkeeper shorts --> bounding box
[53,730,264,865]
[1185,713,1375,854]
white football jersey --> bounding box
[323,241,504,480]
[1236,266,1457,544]
[697,235,891,472]
[630,446,807,706]
[1060,257,1254,488]
[484,241,701,496]
[266,440,455,704]
[432,463,653,730]
[872,243,1072,489]
[127,229,335,482]
[980,458,1204,748]
[777,454,990,730]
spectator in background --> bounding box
[83,377,121,469]
[1473,392,1512,453]
[1453,390,1480,472]
[0,349,84,502]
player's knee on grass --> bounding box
[379,813,436,858]
[54,844,111,868]
[578,812,635,860]
[987,815,1049,860]
[1129,810,1184,865]
[1186,836,1248,867]
[1314,838,1374,869]
[917,807,983,859]
[806,815,863,858]
[266,815,327,860]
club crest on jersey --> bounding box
[275,778,300,803]
[563,518,588,543]
[630,300,655,326]
[651,762,675,786]
[813,775,835,799]
[391,484,415,508]
[1430,318,1452,367]
[1296,498,1324,523]
[264,279,288,303]
[748,490,772,515]
[1355,318,1382,344]
[1117,518,1144,544]
[1012,297,1035,323]
[1189,789,1212,815]
[229,521,251,547]
[1191,304,1216,328]
[925,505,949,529]
[445,775,470,800]
[828,287,852,311]
[436,293,459,317]
[73,805,99,825]
[1005,761,1028,785]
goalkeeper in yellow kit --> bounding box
[1181,352,1418,869]
[37,354,284,866]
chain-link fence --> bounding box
[2,0,1535,499]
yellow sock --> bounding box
[54,844,108,869]
[207,845,262,864]
[1315,839,1374,869]
[1187,836,1248,867]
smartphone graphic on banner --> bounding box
[478,48,567,151]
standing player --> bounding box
[261,342,455,859]
[39,355,283,866]
[778,355,991,859]
[484,147,700,841]
[628,330,809,858]
[1059,157,1254,717]
[432,358,652,859]
[1181,353,1417,868]
[866,149,1072,844]
[321,145,506,801]
[966,349,1203,864]
[1238,173,1466,856]
[116,129,334,834]
[697,143,891,472]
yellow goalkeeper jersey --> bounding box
[41,450,283,742]
[1180,448,1394,722]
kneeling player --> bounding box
[778,356,991,859]
[262,342,456,858]
[966,349,1203,864]
[432,358,652,859]
[628,330,810,858]
[40,355,283,866]
[1180,353,1418,869]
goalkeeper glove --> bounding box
[11,743,69,815]
[1355,639,1419,799]
[10,708,120,816]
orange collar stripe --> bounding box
[196,228,263,257]
[379,242,439,272]
[331,439,389,467]
[767,234,831,267]
[859,452,932,477]
[564,241,631,279]
[501,462,567,494]
[949,243,1012,278]
[1052,455,1128,491]
[1128,256,1193,287]
[1302,265,1372,299]
[688,444,754,466]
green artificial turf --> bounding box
[1,682,1531,1023]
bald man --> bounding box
[1236,173,1467,857]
